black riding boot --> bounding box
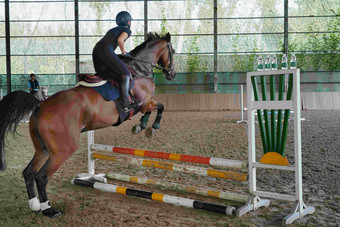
[121,74,140,112]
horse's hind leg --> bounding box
[35,158,62,218]
[23,118,64,218]
[22,157,44,212]
[22,119,49,212]
[33,114,80,218]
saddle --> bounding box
[77,74,140,126]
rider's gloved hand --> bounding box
[124,53,132,58]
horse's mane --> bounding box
[130,32,167,55]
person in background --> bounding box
[28,73,40,95]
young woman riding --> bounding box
[92,11,140,112]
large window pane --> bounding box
[173,36,214,53]
[0,1,4,21]
[218,18,284,34]
[0,38,4,55]
[174,54,214,73]
[289,17,338,33]
[80,36,139,55]
[11,21,74,36]
[289,33,340,71]
[0,56,5,74]
[11,37,75,55]
[289,0,338,16]
[289,33,337,51]
[79,21,144,36]
[149,20,213,35]
[9,2,74,20]
[149,0,213,19]
[218,0,284,18]
[79,1,144,21]
[218,34,283,52]
[0,0,4,38]
[79,55,94,74]
[217,54,257,72]
[11,56,75,74]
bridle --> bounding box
[128,42,174,77]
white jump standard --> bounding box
[236,69,315,224]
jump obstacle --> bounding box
[73,130,249,216]
[72,69,314,224]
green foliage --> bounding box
[187,36,207,74]
[159,7,168,36]
[153,7,168,74]
[289,9,340,71]
[230,34,259,72]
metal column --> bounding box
[5,0,11,93]
[284,0,289,55]
[144,0,148,41]
[213,0,218,93]
[75,0,80,81]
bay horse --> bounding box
[0,32,176,218]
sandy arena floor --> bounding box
[0,110,339,226]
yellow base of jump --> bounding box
[260,152,289,166]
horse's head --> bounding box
[130,32,176,81]
[156,33,176,81]
[41,86,48,100]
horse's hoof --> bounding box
[42,207,62,218]
[132,124,143,135]
[145,127,156,138]
[152,123,160,129]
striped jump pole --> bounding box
[71,178,236,216]
[106,172,248,203]
[91,144,247,171]
[92,152,248,181]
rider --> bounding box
[92,11,140,112]
[28,73,40,95]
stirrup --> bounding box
[123,101,142,113]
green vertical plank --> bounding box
[280,74,294,156]
[251,76,268,154]
[260,76,271,153]
[270,75,276,152]
[276,75,285,153]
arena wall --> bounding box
[155,92,340,111]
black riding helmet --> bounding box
[116,11,132,28]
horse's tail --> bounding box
[0,90,40,171]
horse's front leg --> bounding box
[131,111,151,135]
[145,102,164,138]
[131,100,164,138]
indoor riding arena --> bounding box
[0,0,339,226]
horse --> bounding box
[0,32,176,218]
[33,86,49,101]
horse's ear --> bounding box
[165,32,171,42]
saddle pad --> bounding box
[92,81,121,101]
[86,80,134,102]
